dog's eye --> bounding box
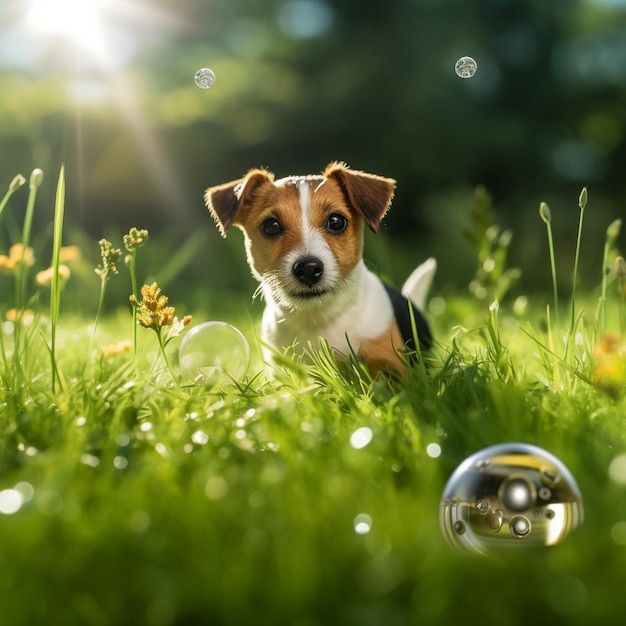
[260,217,284,238]
[326,213,348,234]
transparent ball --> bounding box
[194,67,216,89]
[440,443,583,555]
[455,56,478,79]
[178,321,250,385]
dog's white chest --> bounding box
[261,262,394,357]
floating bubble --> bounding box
[439,443,583,556]
[0,489,23,515]
[350,426,373,449]
[455,56,478,79]
[179,321,250,385]
[194,67,216,89]
[354,513,372,535]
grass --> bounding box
[1,170,626,626]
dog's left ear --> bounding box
[323,162,396,233]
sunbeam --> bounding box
[23,0,194,226]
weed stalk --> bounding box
[539,201,559,328]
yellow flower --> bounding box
[100,339,133,356]
[36,264,71,286]
[59,246,81,263]
[592,333,626,396]
[5,308,36,325]
[0,244,35,271]
[130,282,176,329]
[95,239,122,279]
[123,227,149,252]
[129,282,192,338]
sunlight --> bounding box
[21,0,194,226]
[26,0,109,57]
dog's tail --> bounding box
[401,257,437,311]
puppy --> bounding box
[205,161,436,376]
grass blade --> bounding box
[50,165,66,392]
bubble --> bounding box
[0,489,23,515]
[191,430,209,445]
[426,443,442,458]
[439,443,583,556]
[194,67,216,89]
[510,515,531,538]
[455,56,478,79]
[350,427,373,449]
[178,321,250,385]
[354,513,373,535]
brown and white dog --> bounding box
[205,161,436,376]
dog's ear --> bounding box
[205,168,275,237]
[323,162,396,234]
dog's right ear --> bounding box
[205,168,275,237]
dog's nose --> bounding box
[293,257,324,287]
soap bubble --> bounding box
[194,67,216,89]
[455,56,478,79]
[439,443,583,556]
[179,321,250,385]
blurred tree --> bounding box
[0,0,625,294]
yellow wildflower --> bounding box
[36,264,71,286]
[129,282,192,337]
[5,308,36,325]
[59,246,81,263]
[95,239,122,279]
[100,339,133,356]
[123,227,149,252]
[592,333,626,397]
[0,243,35,271]
[130,282,175,329]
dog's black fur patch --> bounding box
[383,284,432,354]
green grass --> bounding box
[1,170,626,625]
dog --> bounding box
[204,161,436,376]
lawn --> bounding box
[1,169,626,625]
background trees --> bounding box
[1,0,625,297]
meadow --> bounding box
[1,167,626,626]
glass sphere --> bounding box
[194,67,216,89]
[178,321,250,385]
[440,443,583,555]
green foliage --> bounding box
[1,167,626,626]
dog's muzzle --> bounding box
[292,257,324,288]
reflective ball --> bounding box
[455,56,478,79]
[439,443,583,555]
[178,321,250,385]
[194,67,216,89]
